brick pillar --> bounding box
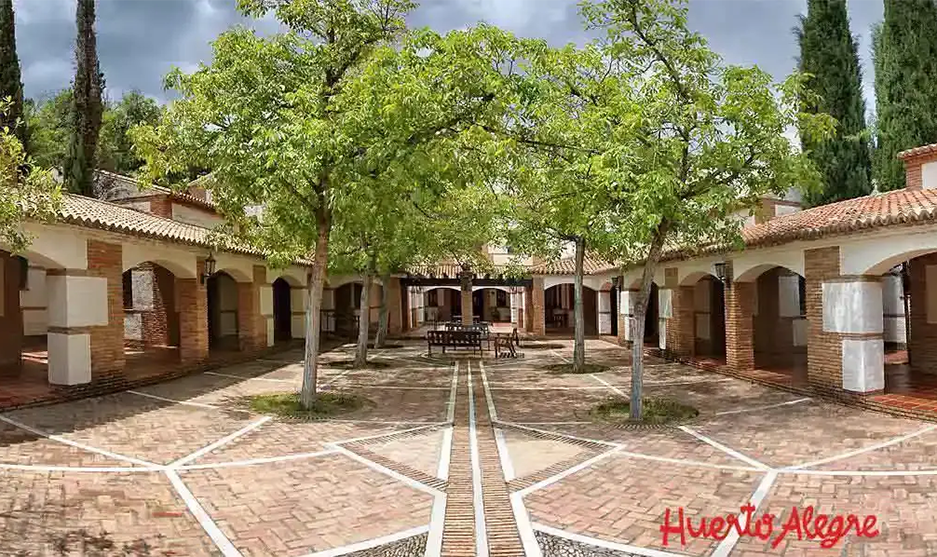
[386,278,403,335]
[238,265,268,352]
[87,241,125,378]
[659,267,694,357]
[907,254,937,376]
[0,252,24,369]
[531,277,545,336]
[725,267,755,373]
[806,246,884,393]
[177,258,209,364]
[460,272,473,325]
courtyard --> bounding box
[0,339,935,557]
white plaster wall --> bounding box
[732,249,804,282]
[774,204,800,217]
[321,288,334,311]
[842,229,937,275]
[923,161,937,190]
[47,276,109,328]
[171,203,224,228]
[266,317,275,347]
[214,274,239,337]
[542,276,605,291]
[792,318,808,347]
[47,332,91,385]
[22,224,89,270]
[778,275,802,317]
[259,285,273,317]
[291,288,307,312]
[23,310,47,336]
[21,267,48,335]
[882,274,904,316]
[122,243,197,278]
[598,291,611,334]
[658,320,667,349]
[122,200,152,213]
[292,314,306,338]
[822,281,883,334]
[842,338,884,393]
[884,316,907,344]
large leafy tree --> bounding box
[134,0,522,408]
[0,0,25,146]
[872,0,937,191]
[64,0,105,196]
[795,0,870,206]
[0,101,62,253]
[25,90,73,171]
[565,0,831,420]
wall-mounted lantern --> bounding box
[201,254,217,285]
[713,261,731,289]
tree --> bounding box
[795,0,870,206]
[64,0,105,196]
[133,0,524,408]
[25,90,73,171]
[564,0,831,420]
[872,0,937,192]
[99,91,161,175]
[0,0,25,147]
[0,100,62,253]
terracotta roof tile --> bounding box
[407,263,515,278]
[531,254,613,275]
[97,170,218,212]
[898,143,937,160]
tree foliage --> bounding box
[133,0,526,408]
[0,100,62,253]
[0,0,25,147]
[64,0,105,197]
[872,0,937,192]
[795,0,871,206]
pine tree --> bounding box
[872,0,937,191]
[0,0,25,146]
[796,0,871,206]
[64,0,104,196]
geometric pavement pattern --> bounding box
[0,340,935,556]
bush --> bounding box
[246,391,369,419]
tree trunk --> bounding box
[572,236,586,373]
[354,272,373,368]
[629,223,669,421]
[375,272,390,348]
[300,213,331,409]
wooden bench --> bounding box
[494,328,522,358]
[427,330,482,355]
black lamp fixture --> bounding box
[713,261,731,289]
[201,253,217,285]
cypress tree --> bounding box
[0,0,25,146]
[64,0,104,196]
[872,0,937,191]
[796,0,871,206]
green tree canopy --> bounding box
[0,0,25,147]
[795,0,871,206]
[64,0,105,197]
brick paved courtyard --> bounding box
[1,340,936,556]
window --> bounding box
[496,290,508,307]
[798,276,806,316]
[427,290,438,307]
[123,272,133,309]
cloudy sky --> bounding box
[14,0,884,111]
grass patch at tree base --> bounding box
[246,392,371,419]
[327,358,395,370]
[367,343,405,350]
[545,363,610,374]
[590,397,699,425]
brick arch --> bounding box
[735,262,804,283]
[121,261,180,352]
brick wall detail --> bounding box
[725,264,755,373]
[531,277,545,336]
[177,260,209,363]
[0,252,24,369]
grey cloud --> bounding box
[13,0,885,112]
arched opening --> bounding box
[122,262,180,363]
[333,281,370,337]
[644,282,660,345]
[472,288,512,323]
[207,271,239,351]
[751,267,807,380]
[272,278,292,342]
[422,287,460,324]
[545,283,598,335]
[687,275,726,361]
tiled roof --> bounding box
[97,170,217,212]
[58,194,308,263]
[898,143,937,160]
[531,254,614,275]
[407,263,516,278]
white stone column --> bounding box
[259,283,274,347]
[290,286,306,339]
[658,287,673,350]
[598,290,612,335]
[882,271,907,345]
[46,272,108,385]
[822,279,885,393]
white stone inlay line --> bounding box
[551,350,570,363]
[467,361,489,557]
[615,450,763,472]
[710,470,778,557]
[495,429,515,481]
[127,390,223,410]
[330,444,441,496]
[0,463,157,473]
[517,446,624,497]
[590,374,627,397]
[532,522,686,557]
[205,371,294,383]
[500,421,620,448]
[302,525,430,557]
[487,385,609,391]
[0,414,160,468]
[446,361,459,423]
[177,449,338,471]
[784,424,937,471]
[425,492,447,557]
[678,426,770,470]
[332,423,441,446]
[511,493,543,557]
[165,469,243,557]
[427,361,458,557]
[170,416,272,468]
[715,398,811,416]
[437,362,458,481]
